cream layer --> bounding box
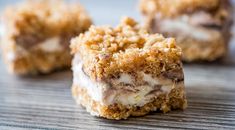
[156,15,221,41]
[0,24,63,61]
[73,53,181,107]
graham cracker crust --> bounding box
[174,35,226,62]
[72,84,187,120]
[3,49,71,75]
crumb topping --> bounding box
[71,17,182,80]
[2,0,92,42]
[139,0,220,17]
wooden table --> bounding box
[0,0,235,129]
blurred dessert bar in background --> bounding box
[0,1,92,75]
[71,17,187,119]
[140,0,233,62]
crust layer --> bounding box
[158,31,227,62]
[177,36,226,62]
[140,0,220,17]
[2,49,71,75]
[72,84,187,120]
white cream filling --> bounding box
[73,53,177,107]
[142,72,159,86]
[0,23,63,61]
[116,85,154,106]
[114,73,133,85]
[7,46,28,62]
[37,37,63,52]
[0,24,19,61]
[5,37,63,61]
[1,22,62,52]
[72,54,108,103]
[142,72,172,93]
[6,52,15,61]
[0,23,5,37]
[159,19,219,41]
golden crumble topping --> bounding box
[2,0,92,41]
[139,0,220,17]
[71,17,182,80]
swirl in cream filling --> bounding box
[73,53,182,107]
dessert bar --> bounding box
[71,17,187,119]
[140,0,233,61]
[0,1,92,74]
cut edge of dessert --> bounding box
[71,17,187,120]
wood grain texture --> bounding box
[0,64,235,130]
[0,0,235,130]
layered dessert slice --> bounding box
[0,1,92,75]
[71,17,187,120]
[140,0,233,62]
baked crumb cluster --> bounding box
[71,17,182,80]
[2,0,92,45]
[139,0,220,17]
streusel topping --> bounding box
[2,0,92,41]
[71,17,182,80]
[140,0,220,17]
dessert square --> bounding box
[0,1,92,75]
[71,17,187,119]
[140,0,233,62]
